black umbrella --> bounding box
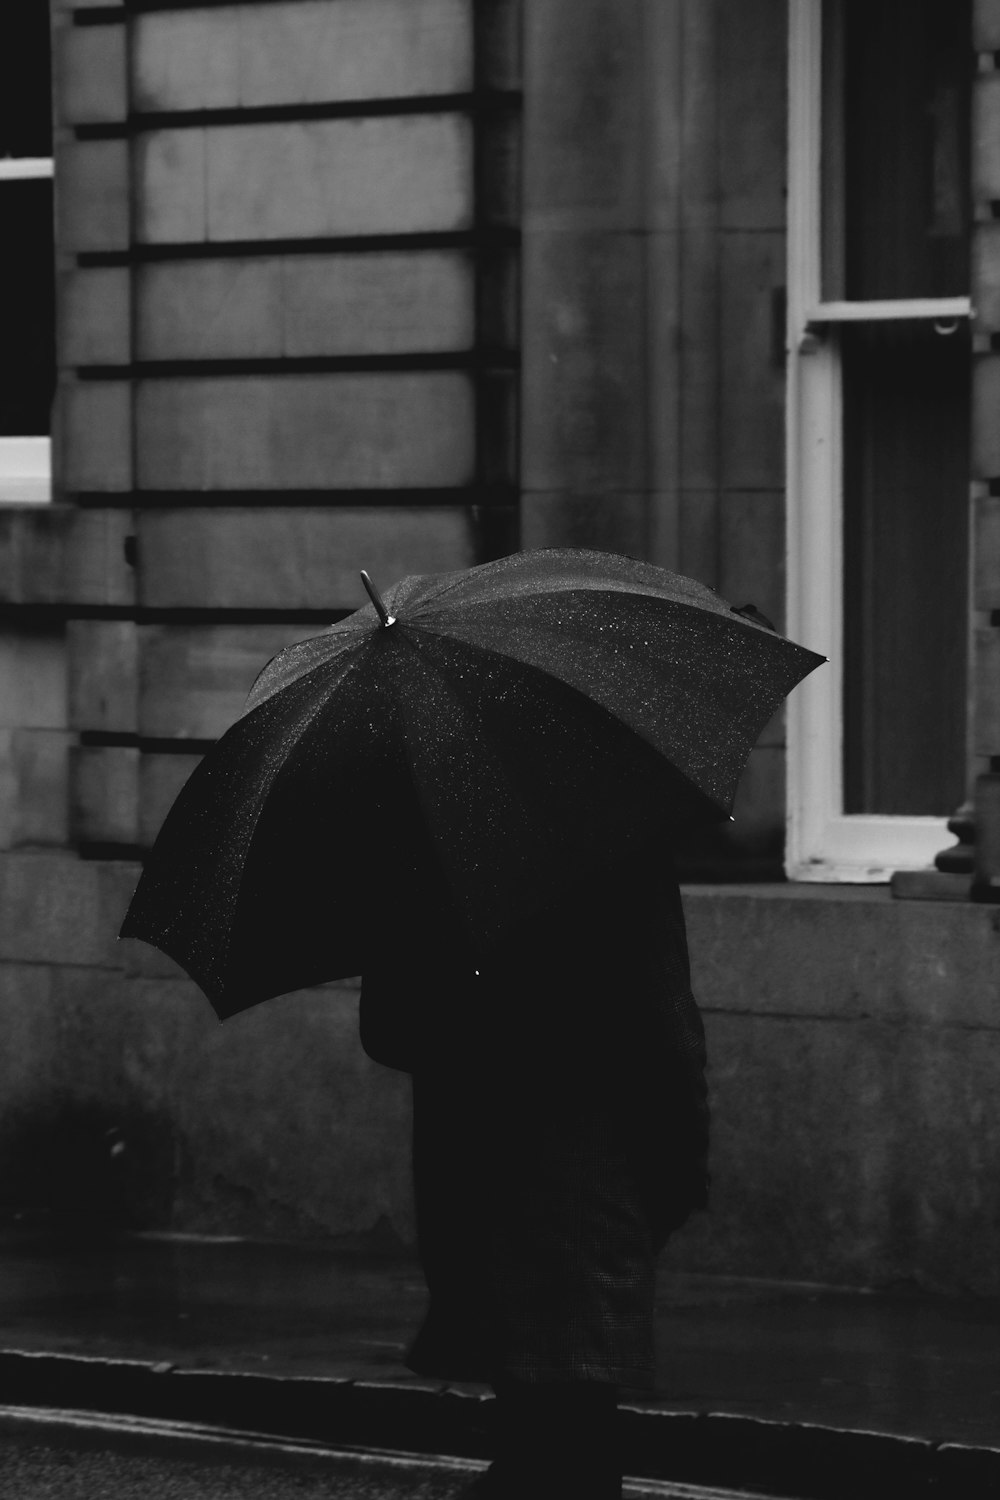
[120,547,824,1017]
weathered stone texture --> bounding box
[135,374,475,491]
[136,252,475,362]
[134,509,477,611]
[136,117,473,244]
[133,0,473,111]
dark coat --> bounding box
[360,855,708,1390]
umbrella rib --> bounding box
[244,620,375,715]
[407,558,733,619]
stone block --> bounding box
[0,627,68,730]
[135,507,478,611]
[0,730,71,849]
[0,964,54,1115]
[135,130,208,245]
[134,0,473,112]
[55,20,127,126]
[139,752,200,848]
[523,0,645,231]
[135,250,474,361]
[0,507,135,609]
[59,269,131,368]
[974,624,1000,757]
[132,10,239,114]
[63,510,136,608]
[0,852,137,967]
[974,0,1000,50]
[520,492,651,555]
[54,141,129,253]
[137,117,473,246]
[716,0,786,231]
[677,489,720,593]
[67,621,138,736]
[718,491,785,635]
[648,489,682,572]
[207,116,473,242]
[134,372,475,491]
[973,73,1000,203]
[137,624,311,740]
[972,222,1000,333]
[973,493,1000,610]
[137,259,282,361]
[0,964,188,1231]
[682,1011,900,1284]
[691,1010,1000,1295]
[521,230,647,491]
[70,744,139,847]
[720,231,785,490]
[60,381,133,493]
[281,250,475,357]
[972,355,1000,481]
[682,884,1000,1031]
[642,0,683,232]
[164,980,413,1241]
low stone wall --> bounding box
[676,885,1000,1296]
[1,854,998,1293]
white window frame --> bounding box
[0,155,54,505]
[785,0,972,881]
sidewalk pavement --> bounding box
[0,1229,996,1497]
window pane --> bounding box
[823,0,972,301]
[842,321,969,815]
[0,5,52,158]
[0,180,55,436]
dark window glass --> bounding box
[0,180,56,436]
[842,321,970,815]
[0,6,52,158]
[823,0,972,301]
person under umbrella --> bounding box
[360,841,707,1499]
[121,548,823,1499]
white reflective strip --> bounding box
[808,296,972,323]
[0,437,51,504]
[0,157,54,180]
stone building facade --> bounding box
[0,0,998,1293]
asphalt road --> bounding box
[0,1406,773,1500]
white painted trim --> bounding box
[784,0,951,881]
[809,297,973,323]
[0,437,51,503]
[0,158,53,181]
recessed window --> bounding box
[0,6,55,503]
[786,0,973,878]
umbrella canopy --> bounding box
[120,547,824,1017]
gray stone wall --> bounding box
[2,855,998,1294]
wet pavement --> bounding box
[0,1229,995,1495]
[0,1230,996,1447]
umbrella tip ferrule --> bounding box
[360,570,395,628]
